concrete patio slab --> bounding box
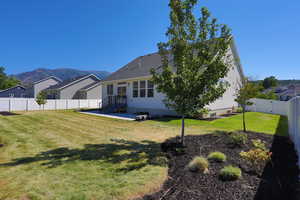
[79,110,137,121]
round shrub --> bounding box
[188,156,209,173]
[219,165,242,181]
[208,152,227,162]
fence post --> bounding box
[9,98,11,112]
[88,100,90,108]
[78,99,80,109]
[55,100,57,110]
[66,100,68,110]
[26,99,29,111]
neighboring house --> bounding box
[76,81,102,99]
[101,40,244,116]
[45,74,101,99]
[0,85,27,98]
[277,84,300,101]
[32,76,62,97]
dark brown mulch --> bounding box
[0,112,20,116]
[138,132,300,200]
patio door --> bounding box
[117,86,127,97]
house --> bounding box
[0,85,27,98]
[31,76,62,97]
[45,74,101,99]
[101,40,244,117]
[277,84,300,101]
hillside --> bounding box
[13,68,111,83]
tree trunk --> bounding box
[242,107,246,132]
[181,115,185,146]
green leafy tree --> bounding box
[36,91,47,109]
[256,90,278,100]
[235,79,259,132]
[262,76,278,89]
[151,0,232,145]
[0,67,20,90]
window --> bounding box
[9,93,14,98]
[107,84,113,95]
[140,80,146,97]
[147,80,154,97]
[133,81,138,98]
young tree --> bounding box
[235,79,259,132]
[36,91,47,109]
[262,76,278,89]
[151,0,232,145]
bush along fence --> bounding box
[247,97,300,167]
[0,98,102,112]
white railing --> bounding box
[247,97,300,166]
[0,98,102,112]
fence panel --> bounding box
[247,98,289,116]
[0,98,101,112]
[0,99,9,111]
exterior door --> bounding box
[117,86,127,97]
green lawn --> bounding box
[0,111,288,200]
[149,112,288,136]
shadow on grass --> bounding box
[0,139,167,172]
[254,115,300,200]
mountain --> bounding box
[13,68,111,83]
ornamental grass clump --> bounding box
[227,132,248,147]
[188,156,209,173]
[208,152,227,162]
[219,165,242,181]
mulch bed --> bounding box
[0,111,19,116]
[138,132,300,200]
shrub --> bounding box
[252,139,267,150]
[188,156,209,173]
[219,165,242,181]
[227,132,248,147]
[208,152,226,162]
[240,148,272,174]
[236,107,243,113]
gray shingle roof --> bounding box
[79,81,102,91]
[103,52,164,82]
[46,74,100,90]
[103,38,244,82]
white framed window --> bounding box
[147,80,154,97]
[133,81,138,98]
[140,80,146,98]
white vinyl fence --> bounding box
[247,97,300,166]
[246,98,289,116]
[0,98,102,112]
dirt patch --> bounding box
[138,132,300,200]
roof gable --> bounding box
[46,74,101,90]
[0,85,26,93]
[33,76,62,84]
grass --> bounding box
[219,165,242,181]
[150,112,288,136]
[0,111,288,200]
[208,152,227,162]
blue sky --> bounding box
[0,0,299,80]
